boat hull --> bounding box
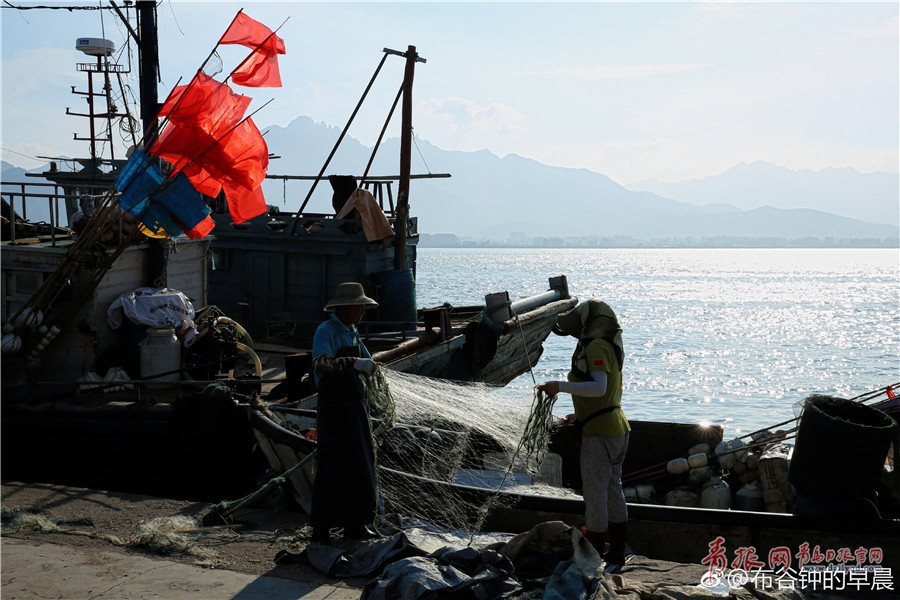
[249,405,900,569]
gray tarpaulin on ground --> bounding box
[306,521,606,600]
[306,532,422,578]
[362,546,520,600]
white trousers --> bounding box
[581,433,629,532]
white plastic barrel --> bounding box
[139,327,180,388]
[734,482,765,511]
[700,476,731,509]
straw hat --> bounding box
[324,282,378,312]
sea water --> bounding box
[415,248,900,436]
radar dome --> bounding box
[75,38,115,57]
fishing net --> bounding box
[361,369,576,535]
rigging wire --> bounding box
[165,0,184,36]
[411,128,432,175]
[1,147,46,163]
[1,3,115,9]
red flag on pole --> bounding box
[145,13,282,228]
[152,109,269,224]
[220,12,286,88]
[158,72,251,130]
[231,46,283,87]
[219,12,285,52]
[221,180,266,224]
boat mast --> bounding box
[136,1,159,139]
[110,0,159,139]
[394,45,425,271]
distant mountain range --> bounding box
[4,116,898,244]
[259,117,898,242]
[628,161,898,227]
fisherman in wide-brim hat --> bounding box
[310,282,380,544]
[323,281,379,313]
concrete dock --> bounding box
[2,538,362,600]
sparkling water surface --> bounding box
[414,248,900,437]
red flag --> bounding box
[220,12,285,88]
[151,76,268,203]
[888,386,896,399]
[220,12,285,53]
[231,46,283,87]
[182,163,223,198]
[176,214,216,240]
[200,117,268,191]
[159,116,269,223]
[158,72,251,131]
[222,180,266,224]
[150,50,271,224]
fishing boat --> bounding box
[246,387,900,570]
[1,3,575,498]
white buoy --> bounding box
[1,333,22,354]
[715,438,748,468]
[635,483,655,500]
[666,457,690,475]
[2,322,15,334]
[688,465,713,485]
[23,309,43,330]
[688,443,711,456]
[746,453,760,470]
[13,308,32,330]
[687,452,708,468]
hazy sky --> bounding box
[2,1,897,185]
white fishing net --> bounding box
[364,369,571,534]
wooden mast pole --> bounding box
[394,45,425,271]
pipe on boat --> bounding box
[372,328,441,364]
[235,342,263,377]
[215,317,255,349]
[510,289,565,317]
[487,275,570,329]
